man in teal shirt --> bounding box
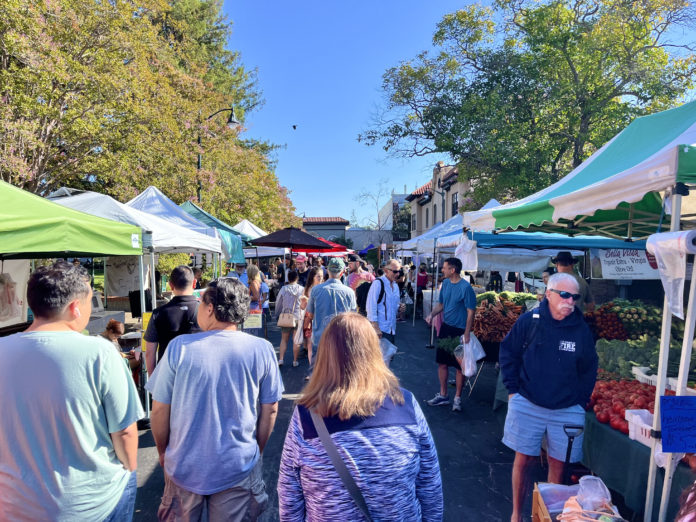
[0,261,143,521]
[425,257,477,412]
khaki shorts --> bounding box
[158,459,268,522]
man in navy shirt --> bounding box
[425,257,477,412]
[500,272,597,522]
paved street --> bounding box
[133,317,547,521]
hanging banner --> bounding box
[590,249,659,280]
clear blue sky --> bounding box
[224,1,467,225]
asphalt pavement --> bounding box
[133,316,548,521]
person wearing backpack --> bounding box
[499,272,597,522]
[366,259,404,344]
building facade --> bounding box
[406,162,470,238]
[302,217,350,241]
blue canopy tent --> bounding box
[359,244,375,255]
[180,201,247,264]
[464,231,647,250]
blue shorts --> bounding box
[502,393,585,462]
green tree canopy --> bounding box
[0,0,298,231]
[360,0,696,206]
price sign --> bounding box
[243,309,263,330]
[660,396,696,453]
[596,249,659,280]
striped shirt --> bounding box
[278,390,443,521]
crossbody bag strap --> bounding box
[309,410,373,522]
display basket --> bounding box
[631,366,696,396]
[624,409,653,447]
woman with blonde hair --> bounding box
[278,313,443,521]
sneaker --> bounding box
[292,361,299,367]
[427,393,450,406]
[452,397,462,412]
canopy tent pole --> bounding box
[412,279,417,327]
[644,192,682,522]
[149,250,156,311]
[658,257,696,521]
[426,243,439,350]
[138,254,150,420]
[103,258,108,308]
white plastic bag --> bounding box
[379,338,398,367]
[576,475,612,512]
[464,333,485,362]
[454,343,477,377]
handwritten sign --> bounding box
[243,309,263,330]
[660,396,696,452]
[596,249,659,280]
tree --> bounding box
[353,178,393,245]
[360,0,696,206]
[0,0,299,229]
[392,202,411,241]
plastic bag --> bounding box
[464,333,485,362]
[576,475,612,512]
[401,294,413,305]
[454,343,477,377]
[379,338,398,367]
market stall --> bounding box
[463,99,696,521]
[180,201,247,263]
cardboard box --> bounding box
[532,483,553,522]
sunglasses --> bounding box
[549,288,581,301]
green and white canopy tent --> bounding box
[463,100,696,522]
[463,100,696,239]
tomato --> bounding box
[619,420,629,435]
[597,411,610,424]
[610,415,623,430]
[612,402,625,414]
[633,397,648,409]
[689,455,696,471]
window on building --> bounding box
[433,204,438,224]
[411,213,416,232]
[452,192,459,216]
[425,208,429,229]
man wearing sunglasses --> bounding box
[499,272,597,522]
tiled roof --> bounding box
[406,181,432,201]
[303,217,350,225]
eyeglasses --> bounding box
[549,288,581,301]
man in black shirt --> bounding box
[144,265,199,376]
[296,255,309,287]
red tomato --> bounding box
[597,411,610,424]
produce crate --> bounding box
[625,409,653,447]
[532,484,552,522]
[632,366,696,396]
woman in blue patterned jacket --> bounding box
[277,312,443,521]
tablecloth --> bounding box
[582,411,695,521]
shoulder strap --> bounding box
[309,410,373,522]
[522,311,540,352]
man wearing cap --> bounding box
[295,255,310,287]
[345,253,375,291]
[304,258,356,368]
[228,262,249,287]
[553,251,594,312]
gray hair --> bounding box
[547,272,579,292]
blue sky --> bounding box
[224,1,467,225]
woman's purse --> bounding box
[277,290,299,328]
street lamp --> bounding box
[197,105,241,202]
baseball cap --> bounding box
[295,254,307,262]
[552,251,577,264]
[327,258,345,273]
[346,253,362,263]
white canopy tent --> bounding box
[243,246,289,258]
[52,191,222,254]
[233,219,267,239]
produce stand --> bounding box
[582,411,694,521]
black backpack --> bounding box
[355,279,385,317]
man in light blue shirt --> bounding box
[305,258,356,366]
[366,259,403,344]
[0,262,143,521]
[148,278,283,520]
[227,262,249,287]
